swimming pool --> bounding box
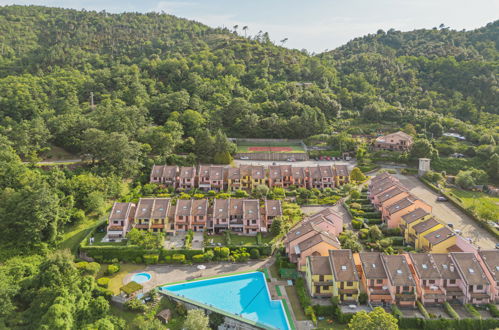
[161,272,290,330]
[131,272,151,284]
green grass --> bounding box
[109,304,141,324]
[206,233,275,246]
[58,216,105,254]
[107,263,144,295]
[284,286,307,321]
[447,188,499,221]
[269,262,280,279]
[316,319,348,329]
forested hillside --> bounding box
[0,5,497,329]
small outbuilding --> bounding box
[156,309,172,323]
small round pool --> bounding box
[131,272,151,284]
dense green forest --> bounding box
[0,5,497,329]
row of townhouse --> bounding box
[106,198,283,238]
[368,173,476,254]
[150,164,351,191]
[284,208,344,271]
[306,250,499,306]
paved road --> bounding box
[394,174,497,250]
[234,159,357,170]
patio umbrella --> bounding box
[197,265,206,277]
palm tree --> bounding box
[280,38,288,46]
[242,26,248,37]
[233,25,238,33]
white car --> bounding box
[240,156,249,160]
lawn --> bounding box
[107,263,144,295]
[109,304,141,324]
[316,319,348,329]
[205,232,275,247]
[447,188,499,221]
[284,286,307,321]
[58,216,105,254]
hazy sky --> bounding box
[1,0,498,52]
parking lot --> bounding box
[394,174,497,250]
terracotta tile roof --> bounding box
[192,199,208,217]
[292,167,306,179]
[329,249,359,282]
[309,256,332,275]
[297,232,340,252]
[135,198,155,219]
[432,254,461,280]
[359,252,388,279]
[409,253,442,279]
[151,165,178,179]
[251,166,265,179]
[382,254,416,287]
[386,196,416,215]
[229,199,243,216]
[151,198,170,219]
[227,167,240,180]
[319,165,333,177]
[371,180,401,196]
[243,200,260,219]
[451,252,491,286]
[269,165,282,179]
[424,226,455,245]
[286,222,317,242]
[478,250,499,281]
[199,165,224,181]
[378,186,407,203]
[402,208,430,224]
[109,202,134,221]
[265,200,282,217]
[213,198,229,219]
[375,131,413,143]
[412,218,441,234]
[334,165,349,177]
[309,166,321,179]
[175,199,192,217]
[179,166,196,179]
[371,172,392,183]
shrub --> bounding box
[417,301,430,319]
[134,257,142,264]
[224,231,232,245]
[305,306,317,324]
[172,254,186,264]
[203,250,214,261]
[125,298,146,312]
[390,236,404,246]
[76,261,101,276]
[250,248,260,259]
[391,305,403,319]
[106,264,120,275]
[313,305,334,317]
[256,232,262,245]
[358,292,368,304]
[352,219,364,229]
[295,278,311,309]
[192,254,205,263]
[488,303,499,318]
[464,304,481,319]
[365,218,383,225]
[383,227,402,236]
[350,202,362,210]
[444,302,459,319]
[97,277,110,288]
[143,254,159,265]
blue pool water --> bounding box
[161,272,290,330]
[131,272,151,284]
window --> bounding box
[403,286,409,292]
[429,280,435,284]
[376,279,383,284]
[449,279,456,285]
[323,285,329,290]
[347,281,353,287]
[477,285,483,290]
[346,294,352,297]
[319,275,324,282]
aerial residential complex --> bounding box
[368,173,476,253]
[150,164,351,191]
[306,250,499,306]
[106,198,282,238]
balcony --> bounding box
[395,292,416,301]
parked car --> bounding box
[326,156,331,161]
[454,229,462,235]
[496,243,499,250]
[240,156,249,160]
[436,196,448,202]
[447,223,454,228]
[287,158,296,162]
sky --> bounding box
[1,0,498,52]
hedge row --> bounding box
[205,245,272,256]
[81,245,204,263]
[444,302,459,319]
[398,317,499,330]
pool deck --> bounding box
[123,258,271,291]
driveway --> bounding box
[394,174,497,249]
